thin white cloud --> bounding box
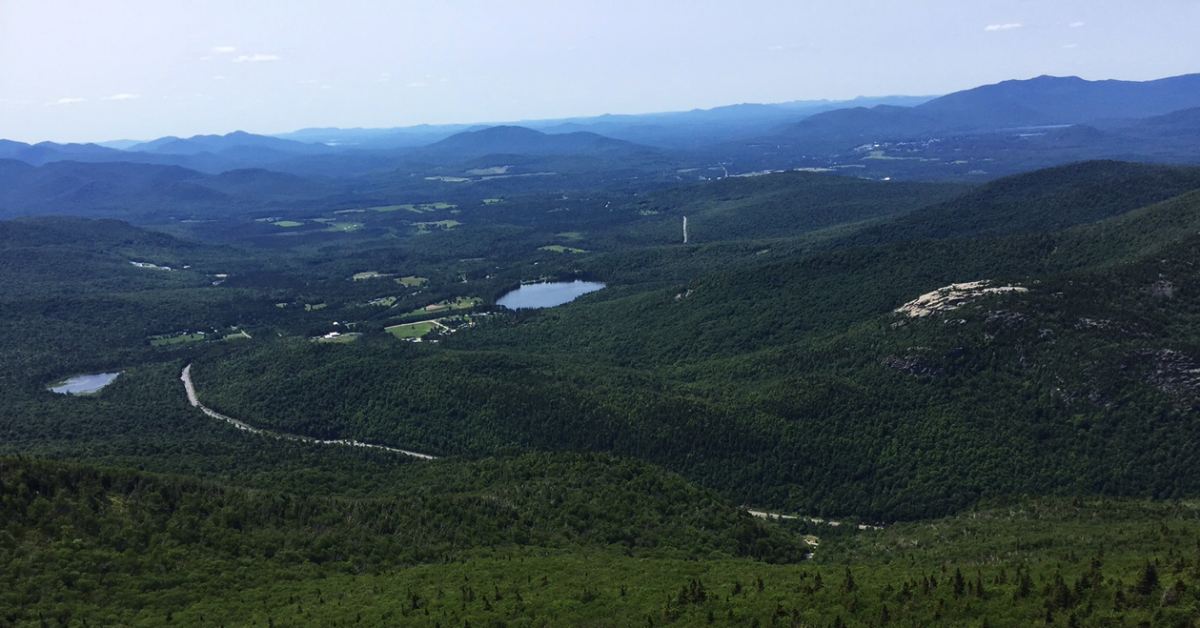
[212,45,237,54]
[1062,43,1079,49]
[377,72,392,83]
[984,23,1023,32]
[406,81,429,88]
[49,97,86,106]
[1068,21,1085,28]
[102,93,140,101]
[233,53,281,63]
[212,75,227,81]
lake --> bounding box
[48,372,121,395]
[496,280,606,309]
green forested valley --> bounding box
[4,159,1200,626]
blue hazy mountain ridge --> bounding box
[127,131,326,156]
[273,95,935,150]
[0,140,130,166]
[3,73,1200,181]
[0,127,655,176]
[0,159,345,219]
[273,124,483,149]
[782,73,1200,146]
[1108,106,1200,136]
[0,136,333,174]
[414,125,652,158]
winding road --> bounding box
[180,364,437,460]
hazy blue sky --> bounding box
[2,0,1198,142]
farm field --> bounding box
[386,320,439,339]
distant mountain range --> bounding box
[0,158,346,220]
[127,130,324,156]
[416,125,651,159]
[778,73,1200,149]
[272,95,934,150]
[2,73,1200,183]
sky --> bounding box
[1,0,1199,143]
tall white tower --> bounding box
[682,216,688,244]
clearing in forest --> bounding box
[386,321,438,339]
[539,245,587,254]
[414,220,462,233]
[409,296,480,316]
[396,276,429,287]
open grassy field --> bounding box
[386,321,438,339]
[272,220,304,228]
[409,296,481,316]
[335,202,455,214]
[539,244,587,254]
[352,271,390,281]
[396,275,429,287]
[324,222,363,232]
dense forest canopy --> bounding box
[4,156,1200,624]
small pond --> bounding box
[48,372,121,395]
[496,281,606,310]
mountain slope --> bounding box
[836,160,1200,245]
[772,74,1200,162]
[0,160,348,220]
[6,456,1196,626]
[128,130,326,156]
[0,140,132,166]
[779,73,1200,152]
[921,73,1200,127]
[194,161,1200,520]
[418,125,655,160]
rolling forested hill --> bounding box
[4,159,1200,624]
[179,161,1200,522]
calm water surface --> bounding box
[496,281,605,309]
